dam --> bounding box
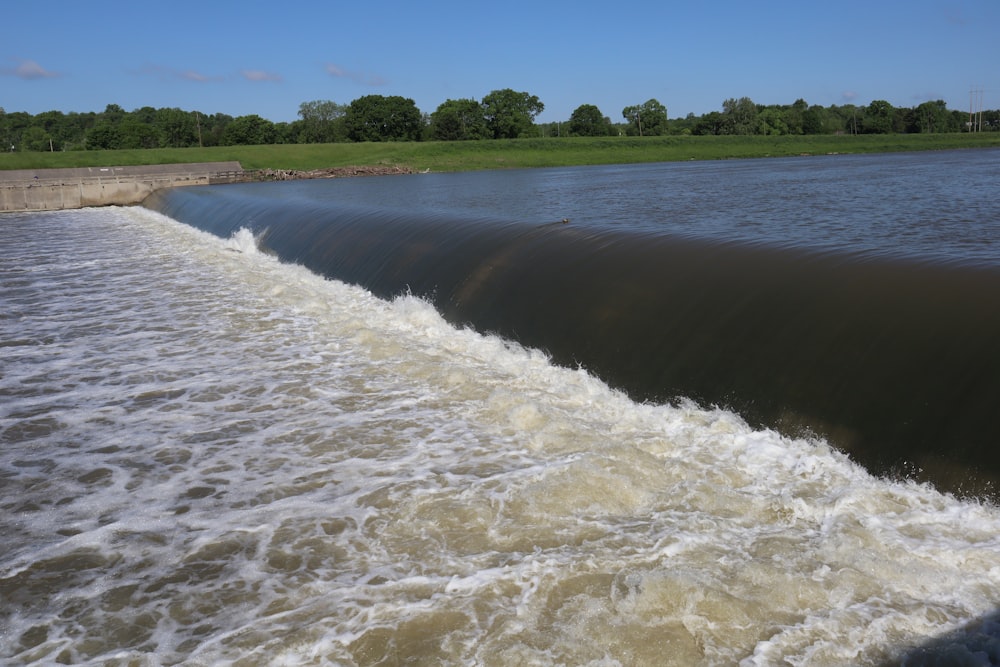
[0,162,245,212]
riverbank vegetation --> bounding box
[2,133,999,174]
[2,89,998,155]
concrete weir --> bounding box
[0,162,245,212]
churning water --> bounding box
[3,150,1000,665]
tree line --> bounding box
[2,89,996,152]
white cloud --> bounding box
[134,64,223,83]
[2,58,59,79]
[242,69,283,83]
[324,62,386,86]
[181,70,214,82]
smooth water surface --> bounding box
[243,148,1000,265]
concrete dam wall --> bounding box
[0,162,245,212]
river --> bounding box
[3,149,1000,665]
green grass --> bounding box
[2,133,999,173]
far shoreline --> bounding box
[2,133,998,177]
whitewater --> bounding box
[3,201,1000,665]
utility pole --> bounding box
[979,89,985,132]
[969,86,985,132]
[969,87,976,131]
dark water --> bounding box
[144,149,1000,498]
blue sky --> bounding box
[3,1,998,124]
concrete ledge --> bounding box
[0,162,244,212]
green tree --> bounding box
[668,113,698,136]
[862,100,895,134]
[85,121,121,149]
[273,122,299,144]
[298,100,347,143]
[644,99,669,135]
[802,105,826,134]
[691,111,725,135]
[102,104,127,123]
[784,99,807,135]
[222,114,277,145]
[61,111,97,150]
[429,98,489,140]
[33,110,65,148]
[131,106,157,125]
[758,107,788,135]
[84,104,128,149]
[12,108,94,151]
[912,100,952,133]
[18,110,68,150]
[0,107,8,150]
[345,95,423,142]
[622,99,668,136]
[5,110,34,149]
[118,117,159,149]
[828,104,861,135]
[481,89,544,139]
[200,113,232,147]
[21,126,53,151]
[155,107,198,147]
[568,104,612,136]
[721,97,760,135]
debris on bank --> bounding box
[254,165,415,180]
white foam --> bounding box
[2,207,999,666]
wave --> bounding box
[143,185,1000,498]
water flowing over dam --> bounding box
[143,163,1000,497]
[6,151,1000,665]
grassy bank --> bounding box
[2,133,998,173]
